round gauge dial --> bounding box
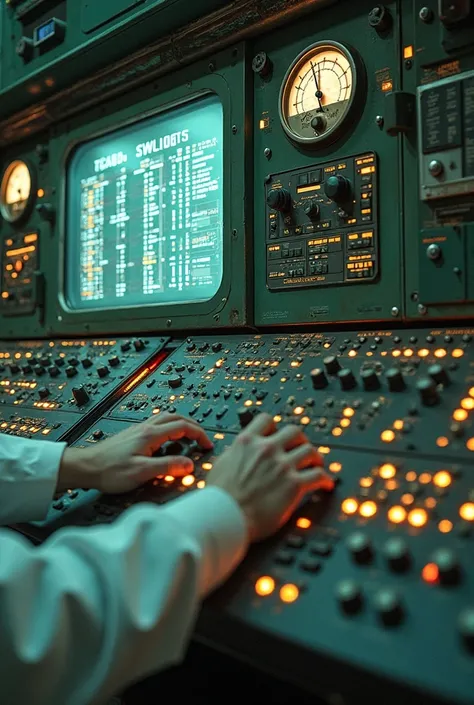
[0,160,34,223]
[279,41,361,146]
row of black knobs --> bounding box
[311,356,447,405]
[267,175,351,213]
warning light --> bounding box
[459,502,474,521]
[37,188,45,198]
[408,508,428,528]
[433,471,451,488]
[422,563,439,584]
[181,475,195,487]
[403,45,414,59]
[438,519,453,533]
[388,505,407,524]
[280,583,299,603]
[381,429,395,443]
[296,517,311,529]
[379,463,396,479]
[359,500,377,518]
[255,576,275,596]
[341,498,359,515]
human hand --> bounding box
[57,413,213,494]
[206,413,334,542]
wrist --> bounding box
[57,446,98,493]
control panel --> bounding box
[15,328,474,705]
[0,336,168,441]
[1,230,40,314]
[266,154,378,290]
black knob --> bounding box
[65,366,77,378]
[361,368,380,391]
[310,115,326,132]
[34,365,45,376]
[92,429,104,440]
[49,366,60,378]
[428,363,450,386]
[72,386,91,407]
[336,580,363,614]
[81,357,93,368]
[303,201,320,220]
[324,355,341,375]
[238,407,255,428]
[385,367,405,392]
[36,203,55,223]
[368,4,393,32]
[38,387,50,399]
[186,342,196,352]
[54,357,65,366]
[161,440,192,457]
[266,188,292,213]
[97,366,109,378]
[346,532,373,564]
[384,537,411,572]
[311,368,328,390]
[68,357,79,366]
[417,377,440,406]
[338,368,357,391]
[108,356,120,367]
[211,342,222,353]
[432,548,460,585]
[40,356,50,367]
[22,365,32,374]
[373,589,404,626]
[133,339,145,351]
[120,341,131,352]
[458,608,474,652]
[16,36,34,61]
[10,364,20,374]
[168,375,182,389]
[324,175,351,204]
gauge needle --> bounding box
[310,61,323,111]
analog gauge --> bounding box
[0,160,35,223]
[279,41,362,146]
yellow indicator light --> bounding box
[280,583,299,603]
[181,475,195,487]
[452,348,464,358]
[197,480,206,489]
[273,415,282,423]
[343,408,355,418]
[401,493,415,506]
[461,398,474,410]
[434,348,447,358]
[392,350,401,357]
[348,350,357,357]
[419,472,432,484]
[202,462,213,471]
[294,406,304,415]
[340,418,351,428]
[466,438,474,451]
[408,508,428,528]
[418,348,430,357]
[255,576,275,596]
[425,497,437,509]
[359,476,373,488]
[469,387,474,398]
[164,475,175,483]
[296,517,311,529]
[453,408,468,421]
[385,480,398,490]
[329,461,342,473]
[381,430,395,443]
[459,502,474,521]
[359,500,377,518]
[436,436,449,448]
[403,44,414,59]
[244,399,253,407]
[214,433,225,440]
[388,505,407,524]
[341,498,358,515]
[393,419,404,430]
[433,471,451,488]
[438,519,453,533]
[379,463,396,479]
[318,446,331,454]
[332,427,342,437]
[403,349,414,357]
[300,416,311,425]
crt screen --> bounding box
[65,94,224,310]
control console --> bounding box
[266,153,378,290]
[1,230,40,314]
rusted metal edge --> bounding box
[0,0,338,146]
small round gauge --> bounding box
[0,159,35,223]
[279,41,363,146]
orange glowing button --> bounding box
[379,463,396,479]
[453,408,468,422]
[332,427,343,437]
[385,480,398,491]
[393,419,404,431]
[164,475,175,483]
[461,398,474,410]
[392,350,401,357]
[181,475,195,487]
[360,476,373,488]
[348,350,357,357]
[469,387,474,398]
[202,462,213,471]
[422,563,439,584]
[341,498,359,515]
[273,415,282,423]
[418,348,430,357]
[408,508,428,527]
[255,576,275,596]
[436,436,449,448]
[405,471,417,482]
[318,446,331,454]
[452,348,464,358]
[300,416,311,425]
[459,502,474,521]
[466,438,474,452]
[434,349,447,358]
[197,480,206,489]
[296,517,311,529]
[403,349,414,357]
[340,418,351,428]
[438,519,453,534]
[433,471,452,488]
[294,406,304,415]
[388,505,407,524]
[425,497,437,509]
[419,472,432,484]
[343,408,355,418]
[280,583,299,603]
[359,500,377,518]
[381,430,395,443]
[329,462,342,473]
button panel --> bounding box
[1,231,39,315]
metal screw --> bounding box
[453,266,461,275]
[427,243,441,260]
[418,304,427,315]
[264,147,272,159]
[419,6,433,22]
[166,319,172,327]
[57,315,62,322]
[232,125,238,134]
[391,306,399,317]
[375,115,384,127]
[411,291,419,302]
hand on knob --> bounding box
[206,413,334,542]
[57,413,213,494]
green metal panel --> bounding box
[418,227,465,304]
[253,0,404,326]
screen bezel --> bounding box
[62,92,225,313]
[54,62,247,332]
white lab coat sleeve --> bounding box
[0,435,66,524]
[0,486,248,705]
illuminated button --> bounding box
[388,505,406,524]
[359,476,373,488]
[434,348,447,358]
[466,438,474,451]
[346,532,373,564]
[452,348,464,358]
[359,500,377,518]
[202,462,213,471]
[431,548,460,585]
[374,589,404,626]
[197,480,206,489]
[419,472,432,484]
[255,576,275,596]
[384,537,411,572]
[336,579,363,614]
[461,397,474,410]
[453,408,468,421]
[163,475,175,482]
[181,475,195,487]
[296,517,311,529]
[438,519,453,533]
[293,405,304,415]
[380,429,395,443]
[422,562,439,584]
[408,508,428,527]
[433,470,451,488]
[341,497,358,515]
[379,463,396,479]
[329,461,342,473]
[460,502,474,521]
[279,583,299,603]
[343,407,355,418]
[418,348,430,357]
[300,416,311,425]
